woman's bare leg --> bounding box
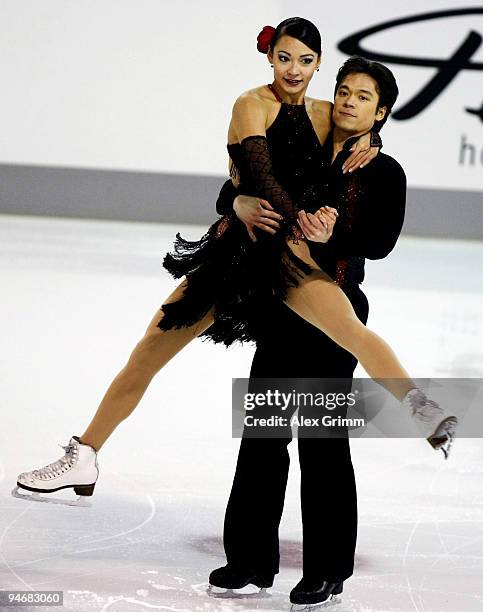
[79,280,214,451]
[284,240,415,401]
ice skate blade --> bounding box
[290,594,342,611]
[427,416,458,460]
[11,486,91,508]
[206,584,270,599]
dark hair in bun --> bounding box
[269,17,322,57]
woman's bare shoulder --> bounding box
[233,85,275,109]
[229,86,275,141]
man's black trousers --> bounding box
[222,285,369,582]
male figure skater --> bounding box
[209,56,407,609]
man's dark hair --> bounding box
[334,56,399,131]
[271,17,322,57]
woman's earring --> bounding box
[270,64,273,68]
[317,68,320,72]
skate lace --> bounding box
[32,442,78,479]
[406,391,443,424]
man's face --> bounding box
[333,72,387,134]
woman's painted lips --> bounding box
[284,78,302,86]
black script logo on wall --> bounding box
[465,103,483,123]
[338,8,483,122]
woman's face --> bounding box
[268,34,321,96]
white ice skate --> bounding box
[403,388,458,459]
[12,436,99,507]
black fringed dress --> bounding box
[158,90,326,346]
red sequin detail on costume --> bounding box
[332,173,363,285]
[215,215,231,238]
[291,224,304,242]
[334,259,348,286]
[341,174,362,232]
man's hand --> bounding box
[342,132,379,174]
[233,195,284,242]
[297,206,338,243]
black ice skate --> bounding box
[12,436,99,507]
[207,564,274,598]
[290,578,343,610]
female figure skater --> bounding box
[13,18,457,509]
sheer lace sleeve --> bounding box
[239,135,299,228]
[370,129,383,148]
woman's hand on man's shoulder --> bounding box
[307,98,333,115]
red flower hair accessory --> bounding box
[257,25,276,54]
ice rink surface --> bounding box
[1,214,482,611]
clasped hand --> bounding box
[233,195,338,243]
[296,207,338,243]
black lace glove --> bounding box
[370,129,383,150]
[238,135,299,228]
[216,179,239,216]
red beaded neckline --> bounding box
[267,83,305,106]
